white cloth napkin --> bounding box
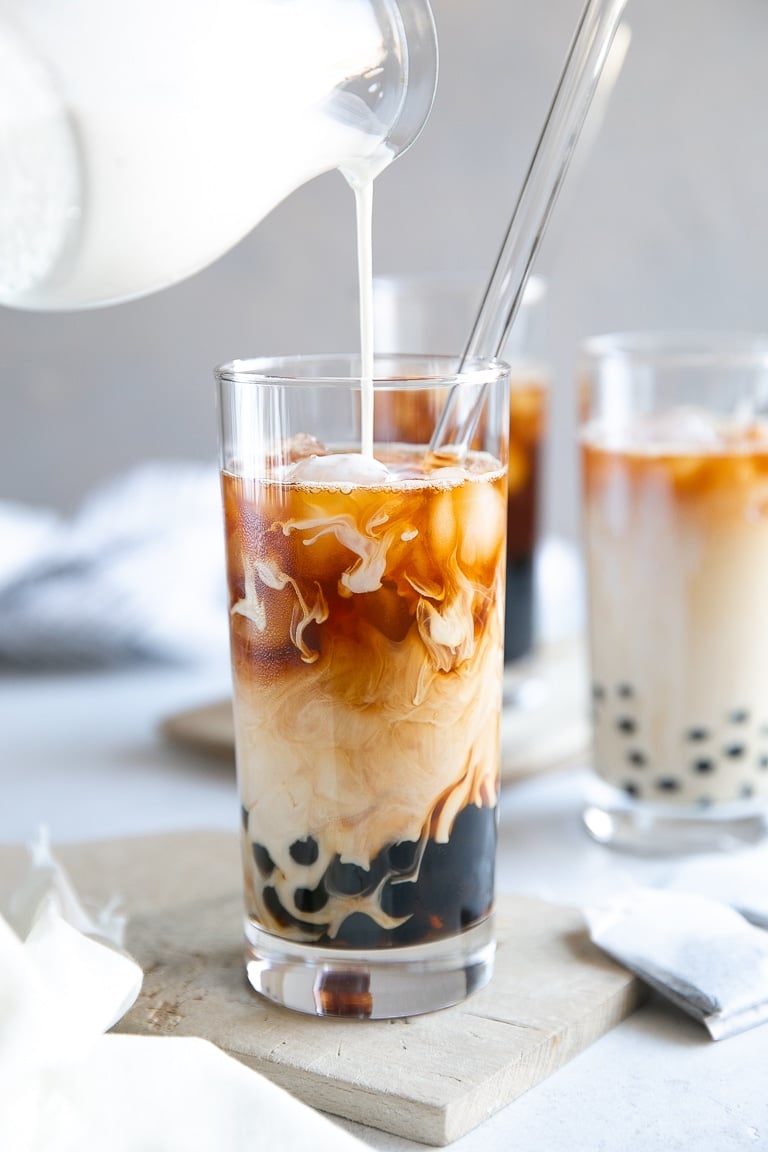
[0,462,229,667]
[1,834,369,1152]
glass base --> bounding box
[583,778,768,855]
[243,916,495,1019]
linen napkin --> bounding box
[1,834,369,1152]
[0,462,229,667]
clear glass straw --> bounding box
[429,0,629,456]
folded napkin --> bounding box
[1,833,369,1152]
[585,888,768,1040]
[669,847,768,929]
[0,462,230,667]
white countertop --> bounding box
[1,659,766,1151]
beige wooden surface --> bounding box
[1,831,639,1146]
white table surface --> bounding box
[1,658,766,1151]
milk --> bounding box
[0,0,396,309]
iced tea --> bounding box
[223,443,506,951]
[583,415,768,809]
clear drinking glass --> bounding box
[215,353,509,1017]
[580,332,768,853]
[373,274,549,665]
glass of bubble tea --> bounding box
[580,332,768,853]
[215,353,509,1017]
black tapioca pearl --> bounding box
[728,709,750,724]
[386,840,421,874]
[617,683,634,699]
[326,858,375,896]
[656,777,681,793]
[252,842,275,877]
[617,717,637,736]
[723,744,747,759]
[294,884,328,913]
[334,912,388,949]
[592,684,605,702]
[758,755,768,770]
[623,782,641,798]
[289,836,319,866]
[240,805,249,831]
[262,885,292,927]
[381,877,418,921]
[693,758,715,775]
[262,885,322,933]
[686,727,710,742]
[741,783,756,800]
[627,750,647,767]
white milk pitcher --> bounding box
[0,0,436,310]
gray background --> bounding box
[2,0,767,540]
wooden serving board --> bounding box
[1,832,639,1146]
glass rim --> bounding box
[580,330,768,369]
[214,351,510,389]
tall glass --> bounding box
[216,353,509,1017]
[373,274,549,664]
[580,332,768,852]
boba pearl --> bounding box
[252,842,275,877]
[289,836,319,866]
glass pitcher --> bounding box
[0,0,436,310]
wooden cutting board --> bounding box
[0,832,639,1146]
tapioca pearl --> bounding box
[627,750,647,767]
[655,777,681,793]
[263,885,293,927]
[728,709,750,724]
[263,885,321,933]
[692,758,716,775]
[623,781,641,798]
[723,744,747,759]
[758,755,768,770]
[289,836,319,866]
[741,783,756,800]
[252,842,275,877]
[592,683,605,703]
[386,840,421,874]
[334,912,387,950]
[240,805,249,831]
[686,727,710,742]
[294,884,329,913]
[381,876,418,920]
[326,858,376,896]
[617,717,637,736]
[617,683,634,699]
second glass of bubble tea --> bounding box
[373,273,550,666]
[580,331,768,853]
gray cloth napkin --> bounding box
[585,888,768,1040]
[0,462,229,667]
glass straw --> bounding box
[429,0,629,456]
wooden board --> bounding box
[160,638,591,784]
[1,832,638,1146]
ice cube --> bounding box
[289,452,391,486]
